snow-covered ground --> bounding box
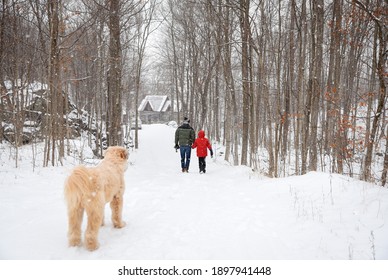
[0,124,387,260]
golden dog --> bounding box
[64,146,128,251]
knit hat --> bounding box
[183,117,190,123]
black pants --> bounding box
[198,157,206,172]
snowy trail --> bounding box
[1,124,388,259]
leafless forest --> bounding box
[0,0,387,185]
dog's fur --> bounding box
[64,146,128,251]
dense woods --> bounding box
[0,0,387,185]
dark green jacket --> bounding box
[175,123,195,146]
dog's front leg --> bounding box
[110,194,126,228]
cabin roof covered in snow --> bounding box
[138,95,170,112]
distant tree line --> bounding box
[0,0,157,165]
[0,0,387,185]
[157,0,387,185]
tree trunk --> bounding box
[239,0,250,166]
[308,0,324,171]
[325,0,342,174]
[107,0,122,147]
[381,125,388,186]
[44,0,63,166]
[295,0,307,175]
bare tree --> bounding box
[43,0,65,166]
[218,0,239,165]
[355,0,388,182]
[239,0,250,166]
[106,0,123,147]
[133,0,156,149]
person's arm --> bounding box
[175,129,179,144]
[190,129,195,145]
[174,129,180,149]
[207,140,213,157]
[192,139,197,149]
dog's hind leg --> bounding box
[111,194,126,228]
[84,202,104,251]
[68,207,84,247]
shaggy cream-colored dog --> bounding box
[64,146,128,251]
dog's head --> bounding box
[104,146,129,168]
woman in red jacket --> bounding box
[192,130,213,173]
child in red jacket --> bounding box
[192,130,213,173]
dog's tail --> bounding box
[64,165,94,209]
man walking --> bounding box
[174,117,195,172]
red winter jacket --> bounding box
[192,130,213,157]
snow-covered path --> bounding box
[0,124,388,259]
